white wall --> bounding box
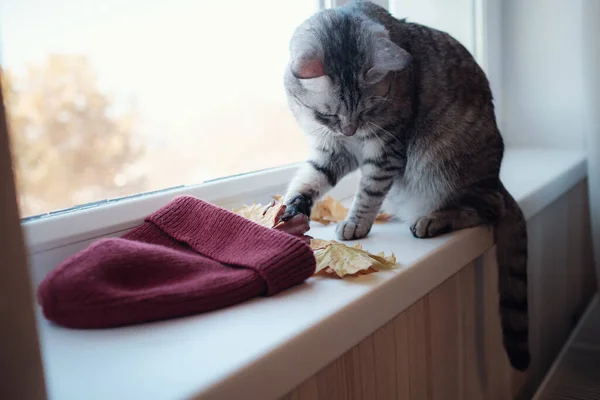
[390,0,594,150]
[500,0,599,284]
[480,0,504,133]
[390,0,506,129]
[499,0,590,148]
[390,0,476,55]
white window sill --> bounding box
[35,147,587,400]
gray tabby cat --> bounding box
[281,1,529,371]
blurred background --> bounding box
[0,0,318,217]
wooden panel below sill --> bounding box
[282,259,522,400]
[281,180,595,400]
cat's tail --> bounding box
[495,182,530,371]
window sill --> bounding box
[36,147,587,400]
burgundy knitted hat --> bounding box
[38,196,316,329]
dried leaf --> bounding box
[310,196,349,225]
[310,239,396,278]
[249,194,394,229]
[233,200,284,228]
[310,195,393,225]
[309,238,331,251]
[369,251,397,267]
[374,212,393,223]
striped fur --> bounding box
[282,1,529,370]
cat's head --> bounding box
[284,8,411,139]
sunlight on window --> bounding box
[0,0,318,217]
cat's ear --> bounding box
[365,37,412,84]
[291,55,325,79]
[290,54,330,92]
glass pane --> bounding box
[0,0,318,217]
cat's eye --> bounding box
[314,111,340,122]
[316,111,338,118]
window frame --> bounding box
[24,163,299,253]
[328,0,390,7]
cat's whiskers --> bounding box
[308,126,325,135]
[307,125,341,140]
[368,122,401,144]
[306,126,328,136]
[372,96,404,106]
[366,125,389,158]
[317,127,338,148]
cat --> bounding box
[281,1,529,371]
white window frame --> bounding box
[25,164,300,253]
[328,0,390,7]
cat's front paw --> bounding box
[336,219,372,241]
[282,195,313,221]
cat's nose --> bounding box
[341,124,357,137]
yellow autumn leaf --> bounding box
[310,196,348,225]
[370,251,397,267]
[269,194,393,226]
[309,238,331,251]
[374,212,394,223]
[233,200,284,228]
[310,239,396,278]
[308,195,393,225]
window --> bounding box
[0,0,321,217]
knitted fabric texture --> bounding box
[38,196,316,328]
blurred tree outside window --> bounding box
[0,0,315,217]
[2,56,145,215]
